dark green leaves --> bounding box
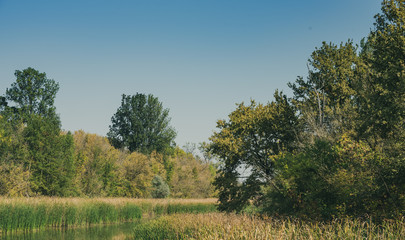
[5,67,59,119]
[108,93,176,155]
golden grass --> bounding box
[131,213,405,240]
[0,197,217,206]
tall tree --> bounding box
[288,41,361,141]
[207,91,298,212]
[5,67,59,119]
[2,67,75,196]
[108,93,176,154]
[357,0,405,215]
[359,0,405,146]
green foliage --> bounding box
[23,114,75,196]
[0,116,29,166]
[165,203,217,214]
[119,204,143,221]
[169,147,216,198]
[360,0,405,142]
[0,116,32,197]
[261,136,384,219]
[0,163,31,197]
[71,131,213,198]
[207,91,298,212]
[0,67,75,197]
[73,130,123,197]
[108,93,176,155]
[0,68,214,198]
[208,0,405,220]
[288,41,361,140]
[151,175,170,198]
[5,67,59,119]
[132,218,188,240]
[0,201,142,232]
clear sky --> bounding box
[0,0,382,149]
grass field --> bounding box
[1,197,404,239]
[0,197,217,232]
[131,213,405,240]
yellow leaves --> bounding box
[0,163,32,197]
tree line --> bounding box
[205,0,405,220]
[0,68,215,198]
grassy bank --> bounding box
[0,198,217,232]
[131,213,405,240]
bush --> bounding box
[151,175,170,198]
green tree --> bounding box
[357,0,405,216]
[151,175,170,198]
[358,0,405,145]
[0,115,32,196]
[1,67,75,196]
[5,67,59,119]
[0,96,7,112]
[23,114,75,196]
[207,91,298,212]
[261,136,382,219]
[169,147,216,198]
[288,41,361,141]
[108,93,177,155]
[73,130,122,197]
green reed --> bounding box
[0,198,217,233]
[153,203,217,216]
[0,201,142,232]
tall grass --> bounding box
[151,203,217,217]
[0,197,217,233]
[131,213,405,240]
[0,199,142,232]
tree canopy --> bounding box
[1,67,74,196]
[206,0,405,219]
[108,93,177,155]
[5,67,60,119]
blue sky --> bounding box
[0,0,382,149]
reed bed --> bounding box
[131,213,405,240]
[0,201,142,233]
[0,197,217,233]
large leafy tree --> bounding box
[1,67,75,196]
[207,0,405,219]
[359,0,405,145]
[5,67,59,119]
[108,93,176,155]
[207,91,298,212]
[23,115,75,196]
[288,41,362,141]
[357,0,405,215]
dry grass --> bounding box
[0,197,216,206]
[131,213,405,240]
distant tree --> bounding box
[73,130,123,197]
[169,147,216,198]
[5,67,59,119]
[151,175,170,198]
[108,93,176,154]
